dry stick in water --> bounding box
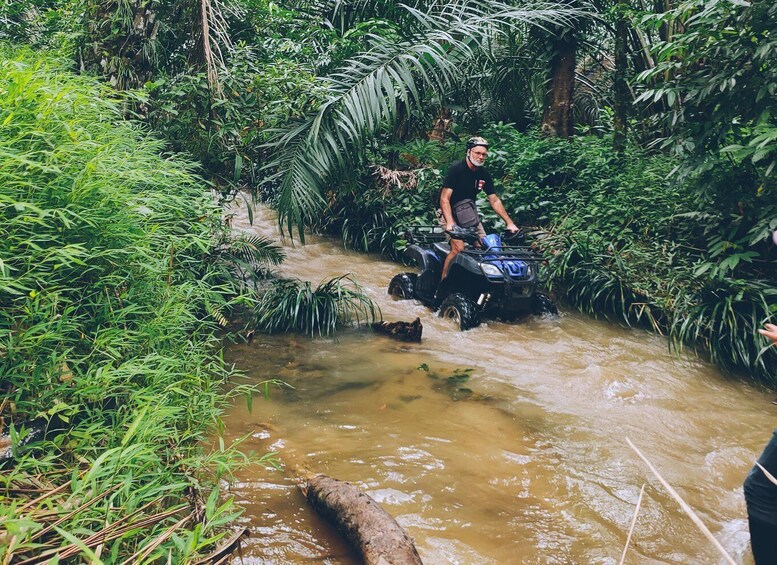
[2,536,17,565]
[17,470,87,512]
[29,482,121,542]
[17,505,187,564]
[619,483,645,565]
[625,437,736,565]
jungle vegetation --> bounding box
[0,47,373,562]
[1,0,776,560]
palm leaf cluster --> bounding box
[265,0,588,236]
[545,233,669,329]
[212,232,285,290]
[669,280,777,379]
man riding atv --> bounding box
[437,136,519,280]
[387,136,557,330]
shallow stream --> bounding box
[223,203,773,564]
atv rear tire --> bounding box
[388,273,417,300]
[438,293,480,330]
[532,292,558,316]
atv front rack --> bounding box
[464,245,542,262]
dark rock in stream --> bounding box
[371,317,423,342]
[0,415,67,467]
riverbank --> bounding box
[0,48,252,562]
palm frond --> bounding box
[265,0,592,237]
[226,234,285,266]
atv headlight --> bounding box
[480,262,503,277]
[526,263,534,278]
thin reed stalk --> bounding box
[619,484,644,565]
[625,438,736,565]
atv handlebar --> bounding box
[403,224,531,248]
[446,227,525,244]
[501,228,525,243]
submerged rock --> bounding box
[371,317,423,342]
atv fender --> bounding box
[403,245,442,301]
[403,245,441,272]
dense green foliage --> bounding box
[638,1,777,180]
[636,0,777,246]
[251,275,379,336]
[311,139,459,255]
[0,47,377,562]
[0,48,261,561]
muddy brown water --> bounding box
[223,203,773,564]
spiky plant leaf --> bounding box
[251,275,379,336]
[224,234,285,266]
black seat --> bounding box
[432,242,450,257]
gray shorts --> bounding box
[436,208,486,241]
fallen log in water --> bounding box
[371,317,423,342]
[302,474,423,565]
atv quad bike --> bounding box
[388,225,557,330]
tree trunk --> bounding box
[303,474,424,565]
[613,5,629,153]
[655,0,670,43]
[540,35,577,138]
[428,108,452,143]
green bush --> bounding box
[309,139,461,257]
[147,46,328,192]
[251,275,379,336]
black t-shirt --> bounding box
[441,159,495,207]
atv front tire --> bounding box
[532,292,559,316]
[388,273,417,300]
[438,293,481,330]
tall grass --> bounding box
[0,46,262,562]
